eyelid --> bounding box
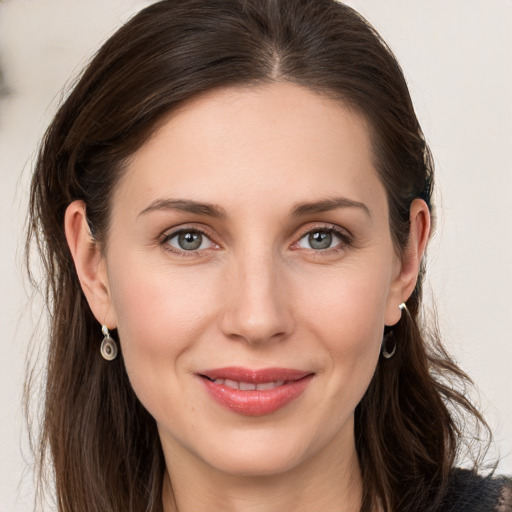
[158,222,352,256]
[159,224,221,256]
[291,223,353,250]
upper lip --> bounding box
[199,367,312,383]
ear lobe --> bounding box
[385,198,431,325]
[64,200,117,328]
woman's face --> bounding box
[90,83,412,477]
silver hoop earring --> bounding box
[382,304,407,359]
[100,325,118,361]
[381,331,396,359]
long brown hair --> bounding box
[26,1,490,511]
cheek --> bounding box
[301,263,390,349]
[110,257,218,336]
[106,257,221,399]
[298,263,390,400]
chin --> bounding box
[204,443,310,478]
[185,417,349,480]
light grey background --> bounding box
[1,1,510,510]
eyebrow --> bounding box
[138,196,370,220]
[291,197,371,218]
[138,199,227,219]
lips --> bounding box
[198,367,313,416]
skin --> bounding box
[65,82,430,512]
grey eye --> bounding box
[166,230,214,251]
[297,229,344,251]
[308,231,333,250]
[178,232,203,250]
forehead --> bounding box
[116,82,385,217]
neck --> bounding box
[161,435,363,512]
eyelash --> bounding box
[160,226,218,257]
[292,224,353,256]
[159,224,353,257]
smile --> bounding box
[206,378,287,391]
[198,367,314,416]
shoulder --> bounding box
[440,468,512,512]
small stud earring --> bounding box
[100,325,118,361]
[399,302,407,311]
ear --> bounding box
[64,200,117,329]
[385,198,431,326]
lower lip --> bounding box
[201,375,313,416]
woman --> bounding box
[26,0,511,511]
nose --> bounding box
[219,252,294,346]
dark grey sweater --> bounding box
[440,469,512,511]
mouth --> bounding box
[202,377,288,391]
[198,367,314,416]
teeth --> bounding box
[209,378,287,390]
[239,382,257,391]
[255,381,275,390]
[224,379,238,389]
[256,380,285,390]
